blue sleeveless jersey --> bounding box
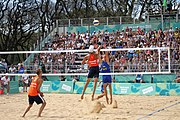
[101,61,110,73]
[101,61,112,85]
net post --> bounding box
[107,17,109,25]
[81,18,83,26]
[56,20,59,32]
[68,19,70,27]
[168,47,171,73]
[120,17,122,24]
[176,13,178,22]
[161,14,164,30]
[158,48,161,72]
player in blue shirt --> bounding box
[95,44,112,104]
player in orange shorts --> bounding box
[22,68,46,117]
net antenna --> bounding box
[0,47,171,76]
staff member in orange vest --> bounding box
[81,44,102,101]
[22,68,46,117]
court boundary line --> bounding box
[137,101,180,120]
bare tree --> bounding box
[0,0,39,63]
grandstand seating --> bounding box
[21,26,179,83]
[2,19,178,84]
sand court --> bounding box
[0,93,179,120]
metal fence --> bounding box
[54,14,179,27]
[57,16,140,27]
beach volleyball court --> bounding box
[0,93,179,120]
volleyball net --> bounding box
[0,47,171,78]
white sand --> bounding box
[0,93,179,120]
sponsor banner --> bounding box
[59,81,73,93]
[156,83,180,96]
[112,83,131,94]
[73,82,102,94]
[38,81,179,96]
[74,82,156,95]
[113,83,155,95]
[140,84,156,95]
[40,81,74,93]
[41,81,52,93]
[74,82,179,96]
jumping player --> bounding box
[22,68,46,117]
[95,45,112,104]
[81,44,102,100]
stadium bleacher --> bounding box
[20,26,179,83]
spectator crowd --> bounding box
[28,27,179,75]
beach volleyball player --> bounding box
[22,69,46,117]
[81,44,102,100]
[95,44,112,104]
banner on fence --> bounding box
[40,81,74,93]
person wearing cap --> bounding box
[81,44,102,100]
[0,73,10,95]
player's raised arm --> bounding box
[104,44,110,64]
[105,51,109,64]
[99,54,102,64]
[96,43,102,55]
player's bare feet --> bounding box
[91,95,94,101]
[37,115,42,117]
[81,95,84,100]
